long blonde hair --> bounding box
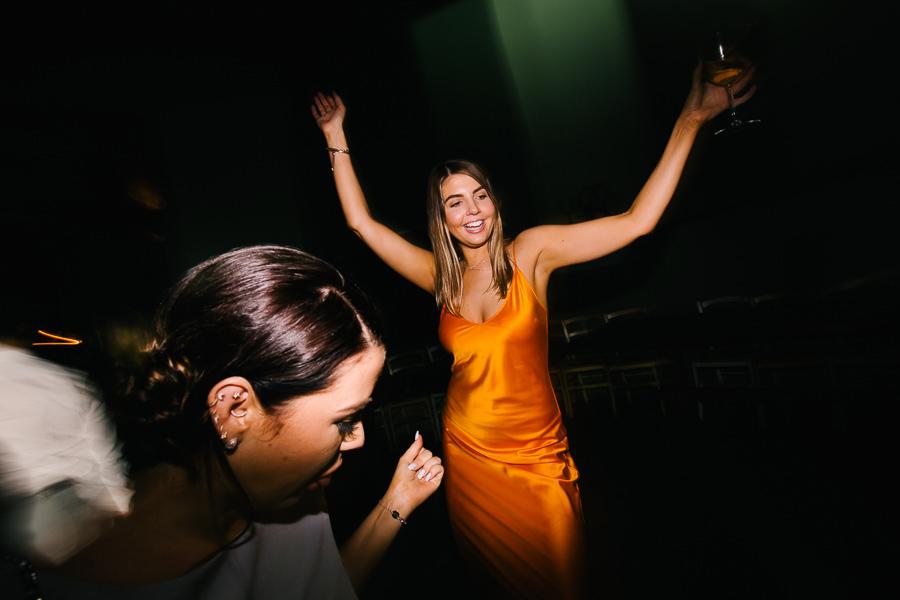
[426,160,514,317]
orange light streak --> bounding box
[33,330,83,346]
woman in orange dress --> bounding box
[312,66,754,599]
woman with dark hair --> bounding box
[312,67,754,599]
[4,245,443,599]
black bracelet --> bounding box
[326,147,350,171]
[377,501,407,526]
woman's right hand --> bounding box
[311,91,346,137]
[380,432,443,519]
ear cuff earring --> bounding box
[230,407,248,418]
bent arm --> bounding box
[314,93,435,293]
[339,434,443,593]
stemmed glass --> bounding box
[699,25,760,135]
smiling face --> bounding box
[229,345,384,511]
[441,173,497,249]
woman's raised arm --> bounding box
[312,92,436,293]
[523,65,756,276]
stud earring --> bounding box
[208,392,225,407]
[232,392,241,400]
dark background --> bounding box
[3,0,894,344]
[2,1,896,598]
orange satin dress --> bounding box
[438,262,586,600]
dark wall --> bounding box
[1,0,895,356]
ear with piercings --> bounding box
[207,378,254,453]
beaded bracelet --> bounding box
[326,147,350,171]
[377,501,407,526]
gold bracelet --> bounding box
[377,501,407,526]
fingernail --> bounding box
[408,463,418,471]
[417,469,426,479]
[414,431,420,441]
[425,473,434,482]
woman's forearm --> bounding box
[625,116,701,235]
[322,127,376,236]
[339,500,406,593]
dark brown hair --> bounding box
[115,245,382,472]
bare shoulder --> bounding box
[512,225,564,268]
[511,229,541,270]
[510,228,549,290]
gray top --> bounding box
[3,512,357,600]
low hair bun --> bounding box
[114,345,202,471]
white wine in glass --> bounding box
[700,27,759,134]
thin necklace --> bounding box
[465,258,490,271]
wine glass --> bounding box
[699,25,760,135]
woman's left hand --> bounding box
[380,432,443,518]
[680,63,757,127]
